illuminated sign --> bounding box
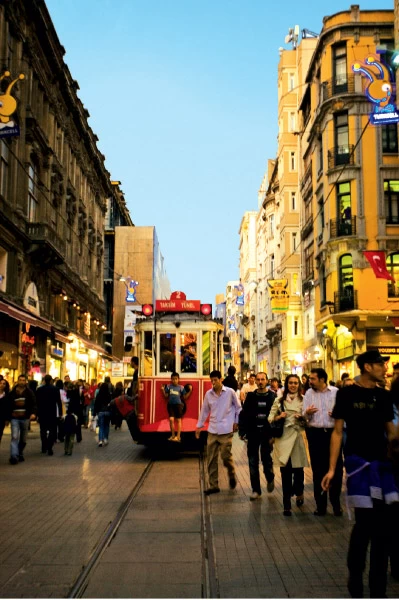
[156,299,201,312]
[51,346,64,358]
[125,279,139,303]
[0,71,24,138]
[267,279,289,313]
[352,55,399,125]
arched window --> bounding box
[339,254,354,310]
[387,253,399,298]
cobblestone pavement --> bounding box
[1,426,399,598]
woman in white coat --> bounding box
[269,374,309,516]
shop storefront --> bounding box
[367,328,399,377]
[48,342,64,379]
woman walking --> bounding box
[269,374,309,516]
[93,382,112,446]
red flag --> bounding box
[363,251,395,282]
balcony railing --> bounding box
[321,73,356,102]
[334,289,357,312]
[301,215,314,240]
[328,145,355,170]
[27,222,66,264]
[330,216,356,238]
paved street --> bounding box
[1,425,399,598]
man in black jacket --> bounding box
[7,374,36,464]
[36,374,63,456]
[239,372,277,500]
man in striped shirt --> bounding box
[302,368,343,516]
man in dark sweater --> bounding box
[7,374,36,464]
[36,374,63,456]
[239,372,277,500]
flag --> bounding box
[363,251,395,282]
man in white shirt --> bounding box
[302,367,343,516]
[240,373,257,403]
[196,370,241,495]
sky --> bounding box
[46,0,392,304]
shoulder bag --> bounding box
[269,398,285,438]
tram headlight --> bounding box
[142,304,154,317]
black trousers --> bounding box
[247,431,274,494]
[40,420,57,453]
[306,427,343,512]
[280,458,304,510]
[347,504,398,598]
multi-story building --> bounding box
[0,0,119,383]
[238,211,257,375]
[224,280,241,375]
[299,5,399,379]
[256,170,270,374]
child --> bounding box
[162,372,191,442]
[64,408,77,456]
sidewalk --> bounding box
[0,422,147,598]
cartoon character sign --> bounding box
[352,55,399,125]
[125,279,139,303]
[267,279,289,313]
[0,71,24,137]
[234,283,245,306]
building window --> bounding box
[294,317,299,336]
[289,73,295,91]
[306,314,310,335]
[384,180,399,224]
[291,191,296,210]
[382,125,398,153]
[0,141,9,199]
[304,243,314,279]
[337,181,351,223]
[28,163,39,222]
[270,254,275,278]
[387,253,399,298]
[334,112,349,160]
[290,151,296,171]
[292,232,297,252]
[339,254,354,309]
[269,214,275,236]
[319,264,326,305]
[333,44,347,92]
[289,112,296,132]
[318,197,325,230]
[317,136,323,173]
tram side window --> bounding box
[202,331,210,376]
[144,331,153,376]
[160,333,176,372]
[180,332,197,373]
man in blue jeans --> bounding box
[7,374,37,464]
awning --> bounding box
[0,299,52,332]
[54,331,71,344]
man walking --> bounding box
[239,372,276,500]
[322,350,399,598]
[6,374,36,464]
[302,367,343,516]
[240,372,257,403]
[36,374,63,456]
[195,370,241,495]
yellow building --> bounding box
[299,5,399,380]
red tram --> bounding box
[135,292,224,444]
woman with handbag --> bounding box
[269,374,309,516]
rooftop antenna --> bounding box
[285,25,300,49]
[302,28,319,39]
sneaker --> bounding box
[98,441,103,447]
[18,455,25,462]
[296,495,304,507]
[103,439,108,446]
[9,457,18,465]
[229,477,237,490]
[250,491,261,501]
[313,509,326,516]
[47,450,53,456]
[204,487,220,495]
[283,509,292,516]
[267,480,275,493]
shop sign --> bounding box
[0,71,24,138]
[21,333,35,345]
[155,299,200,312]
[125,279,139,303]
[369,346,399,355]
[50,345,64,358]
[83,312,91,336]
[267,279,289,313]
[352,55,399,125]
[111,362,124,377]
[23,281,40,316]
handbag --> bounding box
[269,399,285,438]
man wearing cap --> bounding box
[322,350,399,599]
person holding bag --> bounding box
[269,374,309,516]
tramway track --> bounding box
[199,450,220,598]
[68,459,155,598]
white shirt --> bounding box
[241,382,257,400]
[302,385,338,429]
[197,385,241,435]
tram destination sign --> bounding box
[155,299,201,312]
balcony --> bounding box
[321,74,356,102]
[301,215,314,240]
[330,216,356,238]
[26,222,66,265]
[334,289,357,313]
[328,145,355,170]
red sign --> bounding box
[155,299,201,312]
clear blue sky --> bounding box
[46,0,392,304]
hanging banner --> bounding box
[363,251,395,281]
[125,279,139,303]
[352,55,399,125]
[234,283,244,306]
[0,71,24,138]
[227,315,236,331]
[267,279,289,313]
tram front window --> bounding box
[180,333,197,373]
[160,334,176,372]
